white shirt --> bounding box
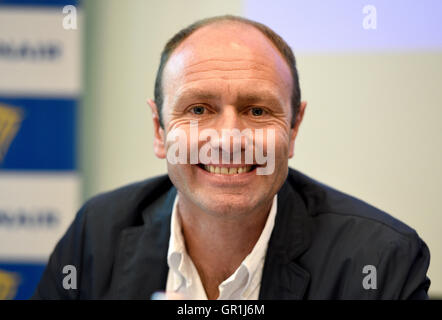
[165,194,277,300]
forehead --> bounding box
[162,22,293,103]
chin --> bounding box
[196,192,261,217]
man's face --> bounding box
[151,22,305,218]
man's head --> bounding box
[148,15,306,218]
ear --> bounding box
[288,101,307,158]
[147,99,166,159]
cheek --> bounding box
[163,122,192,160]
[271,129,291,159]
[167,163,196,190]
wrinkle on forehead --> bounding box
[164,22,292,84]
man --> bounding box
[33,15,431,300]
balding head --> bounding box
[154,15,301,128]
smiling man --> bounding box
[33,15,430,300]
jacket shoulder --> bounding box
[287,168,419,240]
[32,174,174,299]
[287,168,430,299]
[80,173,173,227]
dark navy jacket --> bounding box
[32,168,431,299]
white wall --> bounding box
[293,52,442,296]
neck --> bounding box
[176,193,273,299]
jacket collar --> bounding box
[109,186,176,299]
[259,177,313,299]
[111,173,313,300]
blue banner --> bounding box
[0,98,76,171]
[0,262,46,300]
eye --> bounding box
[250,107,265,117]
[190,105,206,115]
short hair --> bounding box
[154,15,301,128]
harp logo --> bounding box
[0,104,23,163]
[0,269,20,300]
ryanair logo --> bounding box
[0,40,62,61]
[0,103,23,163]
[0,269,20,300]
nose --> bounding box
[211,105,248,163]
[218,105,241,131]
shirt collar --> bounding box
[166,194,190,291]
[219,194,278,298]
[239,194,277,289]
[166,193,278,295]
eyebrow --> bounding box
[236,91,282,106]
[174,88,283,107]
[177,90,218,101]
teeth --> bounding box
[229,167,237,174]
[203,165,252,174]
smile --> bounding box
[198,164,257,175]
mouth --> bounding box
[197,163,258,175]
